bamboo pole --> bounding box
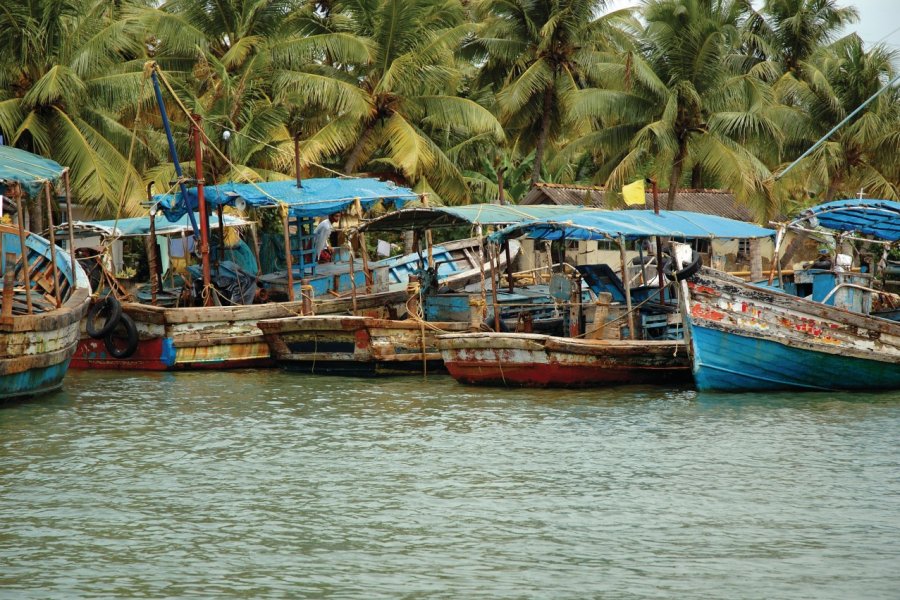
[348,244,357,315]
[14,191,33,314]
[488,243,501,331]
[63,170,77,290]
[619,236,635,340]
[281,208,295,302]
[191,115,213,306]
[43,182,62,307]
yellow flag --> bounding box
[622,179,646,206]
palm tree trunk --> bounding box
[343,122,374,174]
[666,146,687,210]
[530,86,554,185]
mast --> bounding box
[191,115,213,306]
[149,64,200,238]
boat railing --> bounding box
[819,282,898,315]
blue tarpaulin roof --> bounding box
[488,210,775,243]
[155,178,419,221]
[359,204,590,232]
[0,145,65,198]
[68,212,248,238]
[791,199,900,242]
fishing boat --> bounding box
[437,333,690,387]
[68,64,430,371]
[681,199,900,392]
[0,147,90,400]
[258,205,587,376]
[437,209,774,387]
[259,315,471,375]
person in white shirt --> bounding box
[314,213,340,262]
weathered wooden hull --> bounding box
[1,226,90,400]
[437,332,692,388]
[70,288,411,371]
[682,268,900,392]
[258,315,471,376]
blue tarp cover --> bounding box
[792,199,900,242]
[488,210,775,243]
[76,212,247,237]
[155,178,418,222]
[359,204,593,232]
[0,146,65,198]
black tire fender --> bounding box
[663,251,702,282]
[104,312,139,359]
[483,317,509,333]
[86,296,122,339]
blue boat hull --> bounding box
[0,358,72,401]
[691,323,900,392]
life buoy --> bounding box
[663,251,702,282]
[86,296,122,339]
[104,312,139,359]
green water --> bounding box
[2,370,899,599]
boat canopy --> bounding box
[359,204,591,232]
[0,145,65,197]
[62,212,249,238]
[154,178,419,222]
[790,199,900,242]
[488,210,775,243]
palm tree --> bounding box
[748,0,858,77]
[778,36,900,201]
[469,0,633,185]
[571,0,782,219]
[0,0,152,223]
[273,0,504,204]
[138,0,314,189]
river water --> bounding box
[1,370,899,599]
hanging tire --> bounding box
[104,313,139,359]
[663,251,702,282]
[86,296,122,339]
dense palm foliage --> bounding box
[0,0,895,221]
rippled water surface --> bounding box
[2,370,899,599]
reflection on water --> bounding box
[2,370,899,599]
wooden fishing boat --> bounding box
[682,267,900,391]
[436,209,774,388]
[68,220,508,371]
[260,237,520,299]
[437,333,691,387]
[0,224,90,399]
[681,199,900,392]
[258,315,471,376]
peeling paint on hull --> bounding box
[259,315,471,377]
[438,333,691,388]
[683,268,900,392]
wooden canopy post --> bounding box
[488,243,501,331]
[768,226,785,287]
[43,181,62,307]
[191,114,213,306]
[619,235,635,340]
[216,204,225,263]
[281,207,295,302]
[14,190,33,314]
[146,183,160,306]
[249,218,262,277]
[354,198,371,292]
[63,170,77,290]
[504,240,514,293]
[652,180,666,304]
